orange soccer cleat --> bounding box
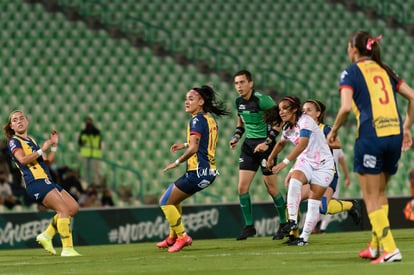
[168,234,192,253]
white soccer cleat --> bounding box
[36,233,56,255]
[61,247,82,257]
[370,248,402,264]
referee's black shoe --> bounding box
[236,225,256,240]
[272,223,286,240]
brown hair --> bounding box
[304,99,326,123]
[3,110,24,139]
[349,30,400,83]
[280,96,302,130]
[263,105,282,126]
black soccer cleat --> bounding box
[283,234,298,245]
[236,225,256,240]
[349,200,361,225]
[285,220,299,234]
[287,237,308,246]
[272,224,286,240]
[274,220,299,242]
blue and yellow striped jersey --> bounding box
[319,123,331,138]
[186,112,218,171]
[339,59,402,138]
[8,135,51,185]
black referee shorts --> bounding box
[239,138,276,176]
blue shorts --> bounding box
[174,170,216,195]
[25,178,63,202]
[354,135,402,175]
[329,170,339,192]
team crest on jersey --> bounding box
[192,117,199,126]
[8,140,16,151]
[340,70,348,81]
[239,104,246,110]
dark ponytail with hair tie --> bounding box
[194,85,230,117]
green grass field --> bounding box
[1,229,413,274]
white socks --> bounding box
[300,199,321,242]
[287,178,302,222]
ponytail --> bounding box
[350,30,400,83]
[193,85,230,117]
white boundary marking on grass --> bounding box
[179,250,355,258]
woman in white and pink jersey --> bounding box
[266,96,335,246]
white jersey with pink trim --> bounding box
[281,114,333,169]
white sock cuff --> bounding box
[289,178,302,190]
[308,199,321,208]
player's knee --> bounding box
[159,183,174,206]
[69,205,79,216]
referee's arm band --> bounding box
[234,127,245,137]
